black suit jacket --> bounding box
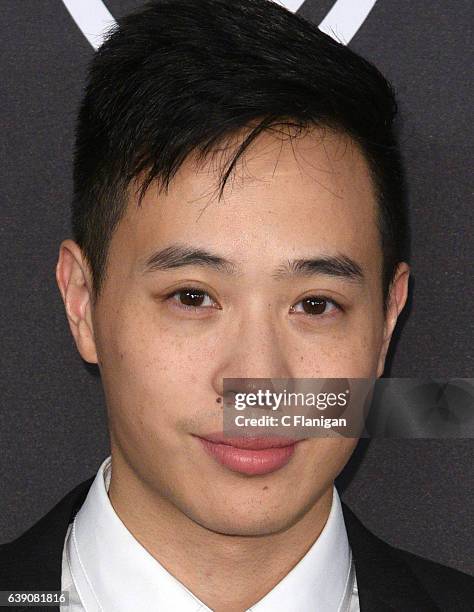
[0,478,472,611]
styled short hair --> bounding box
[72,0,409,309]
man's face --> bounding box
[60,127,408,535]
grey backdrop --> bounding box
[1,0,473,575]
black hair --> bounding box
[72,0,409,310]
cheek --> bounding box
[96,304,215,434]
[294,437,359,499]
[297,315,384,377]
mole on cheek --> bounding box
[216,396,222,404]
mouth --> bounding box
[194,433,303,476]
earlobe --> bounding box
[376,262,410,377]
[56,239,98,364]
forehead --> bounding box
[109,127,381,274]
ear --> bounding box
[376,262,410,377]
[56,239,98,364]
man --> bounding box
[0,0,472,610]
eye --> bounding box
[290,296,340,317]
[166,287,218,310]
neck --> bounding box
[108,453,334,611]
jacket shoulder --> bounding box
[341,500,474,612]
[393,544,474,610]
[0,477,94,590]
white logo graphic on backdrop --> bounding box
[62,0,378,50]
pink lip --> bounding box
[195,434,302,476]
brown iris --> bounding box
[177,289,206,307]
[300,297,327,315]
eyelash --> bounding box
[164,287,343,317]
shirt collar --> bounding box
[68,456,353,612]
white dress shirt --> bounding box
[61,456,359,611]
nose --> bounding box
[210,309,296,398]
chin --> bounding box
[183,495,310,537]
[196,512,299,537]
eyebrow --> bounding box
[272,255,364,282]
[141,244,364,283]
[141,245,237,274]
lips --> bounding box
[195,433,302,476]
[198,433,299,449]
